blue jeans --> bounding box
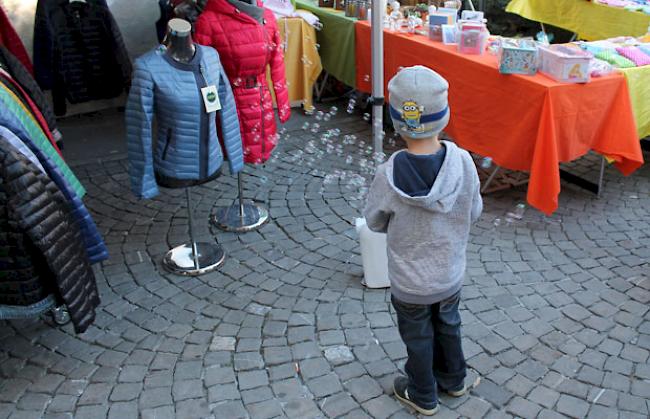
[392,291,466,407]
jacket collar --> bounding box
[228,0,265,23]
[162,44,204,72]
[205,0,266,24]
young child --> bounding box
[364,66,482,416]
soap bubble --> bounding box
[311,123,320,133]
[323,113,331,122]
[302,122,310,131]
[330,106,338,114]
[480,157,493,169]
[347,98,356,114]
[363,113,370,122]
[505,204,526,224]
[363,74,370,82]
[346,155,354,164]
[301,55,313,66]
[316,111,325,121]
[315,43,320,50]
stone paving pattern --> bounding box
[0,109,649,419]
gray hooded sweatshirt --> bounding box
[363,141,483,305]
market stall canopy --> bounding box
[506,0,650,41]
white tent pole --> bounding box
[371,0,385,154]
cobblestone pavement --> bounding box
[1,108,649,419]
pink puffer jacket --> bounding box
[195,0,290,164]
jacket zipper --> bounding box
[196,64,210,179]
[162,128,173,160]
[260,21,269,160]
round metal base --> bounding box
[212,202,270,233]
[163,242,225,276]
[51,306,71,325]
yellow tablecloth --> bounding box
[277,17,322,110]
[507,0,650,41]
[620,66,650,139]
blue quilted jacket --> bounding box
[126,45,243,198]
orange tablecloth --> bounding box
[355,21,644,215]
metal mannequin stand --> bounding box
[163,188,225,276]
[212,173,270,233]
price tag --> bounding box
[201,85,221,113]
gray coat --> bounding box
[364,141,482,305]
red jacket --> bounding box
[0,6,33,74]
[195,0,290,164]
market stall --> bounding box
[506,0,650,41]
[355,21,644,215]
[295,0,357,87]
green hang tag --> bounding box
[201,85,221,113]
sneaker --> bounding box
[440,375,481,397]
[393,376,439,416]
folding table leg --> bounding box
[315,71,330,103]
[597,156,606,198]
[481,166,501,194]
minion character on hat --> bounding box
[401,101,425,130]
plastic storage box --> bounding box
[457,21,488,55]
[499,39,539,75]
[539,44,593,83]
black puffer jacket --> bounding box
[34,0,132,115]
[0,138,100,333]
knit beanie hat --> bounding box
[388,66,450,139]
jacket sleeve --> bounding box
[125,60,158,199]
[101,6,133,87]
[363,171,392,233]
[270,23,290,123]
[33,0,55,90]
[0,7,33,74]
[470,161,483,223]
[217,60,244,174]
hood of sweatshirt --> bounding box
[383,140,464,214]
